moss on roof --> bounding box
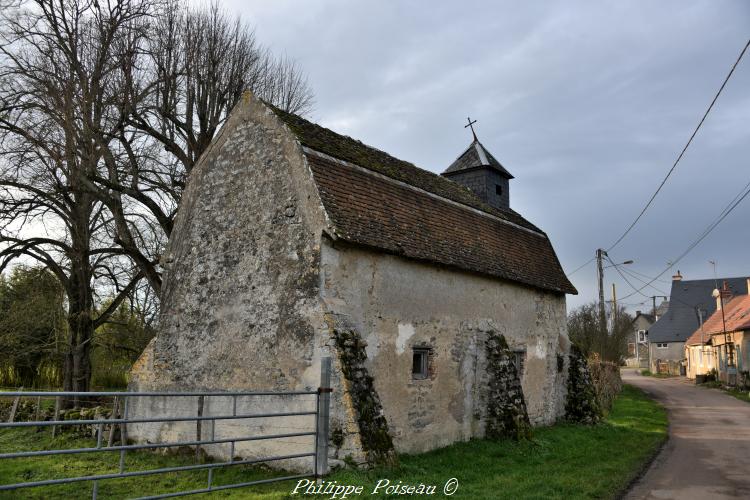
[269,105,541,233]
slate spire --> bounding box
[442,123,513,210]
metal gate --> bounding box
[0,358,332,498]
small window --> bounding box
[495,184,503,195]
[638,329,647,342]
[513,350,526,376]
[412,349,430,380]
[657,343,668,349]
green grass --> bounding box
[726,389,750,403]
[698,381,750,403]
[639,370,675,379]
[0,385,667,499]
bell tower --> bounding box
[441,118,513,210]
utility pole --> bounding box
[647,295,668,320]
[612,283,617,329]
[596,249,606,333]
[596,248,607,360]
[718,282,733,374]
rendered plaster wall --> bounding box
[127,95,348,469]
[320,241,570,454]
[685,345,716,379]
[649,341,685,373]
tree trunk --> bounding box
[62,207,95,406]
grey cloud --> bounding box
[227,0,750,311]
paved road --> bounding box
[623,370,750,499]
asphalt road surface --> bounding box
[623,370,750,499]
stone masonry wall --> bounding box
[128,95,340,471]
[485,332,532,440]
[320,241,570,454]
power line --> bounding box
[623,267,671,285]
[605,38,750,253]
[618,174,750,301]
[566,256,595,277]
[618,266,670,296]
[616,265,701,309]
[606,255,650,300]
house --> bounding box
[647,273,749,374]
[685,281,750,385]
[684,322,717,381]
[626,310,658,368]
[128,93,577,469]
[625,301,668,368]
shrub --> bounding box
[587,354,622,414]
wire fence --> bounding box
[0,358,332,499]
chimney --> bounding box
[714,281,733,311]
[672,270,682,281]
[636,310,641,316]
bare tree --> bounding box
[87,0,315,295]
[0,0,150,394]
[0,0,315,393]
[568,302,634,363]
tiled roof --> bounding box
[686,294,750,346]
[685,327,712,347]
[307,153,576,294]
[270,105,576,294]
[444,140,514,179]
[649,278,750,343]
[270,106,536,232]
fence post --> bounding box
[315,357,332,478]
[107,396,119,447]
[8,387,23,423]
[34,396,42,432]
[195,395,205,461]
[119,397,129,473]
[52,396,61,438]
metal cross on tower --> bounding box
[465,117,478,141]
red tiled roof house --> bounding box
[685,281,750,384]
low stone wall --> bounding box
[565,345,602,424]
[587,358,622,413]
[0,399,117,439]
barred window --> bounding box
[412,348,430,380]
[513,350,526,376]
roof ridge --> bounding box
[268,104,534,230]
[303,146,545,238]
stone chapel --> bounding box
[129,92,577,468]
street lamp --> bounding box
[604,259,634,269]
[595,249,634,359]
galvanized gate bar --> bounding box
[0,410,317,428]
[0,431,317,460]
[316,357,332,478]
[137,473,313,500]
[0,452,316,491]
[0,390,318,397]
[0,358,332,497]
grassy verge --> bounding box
[0,385,666,499]
[698,380,750,403]
[639,370,676,378]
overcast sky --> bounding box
[225,0,750,313]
